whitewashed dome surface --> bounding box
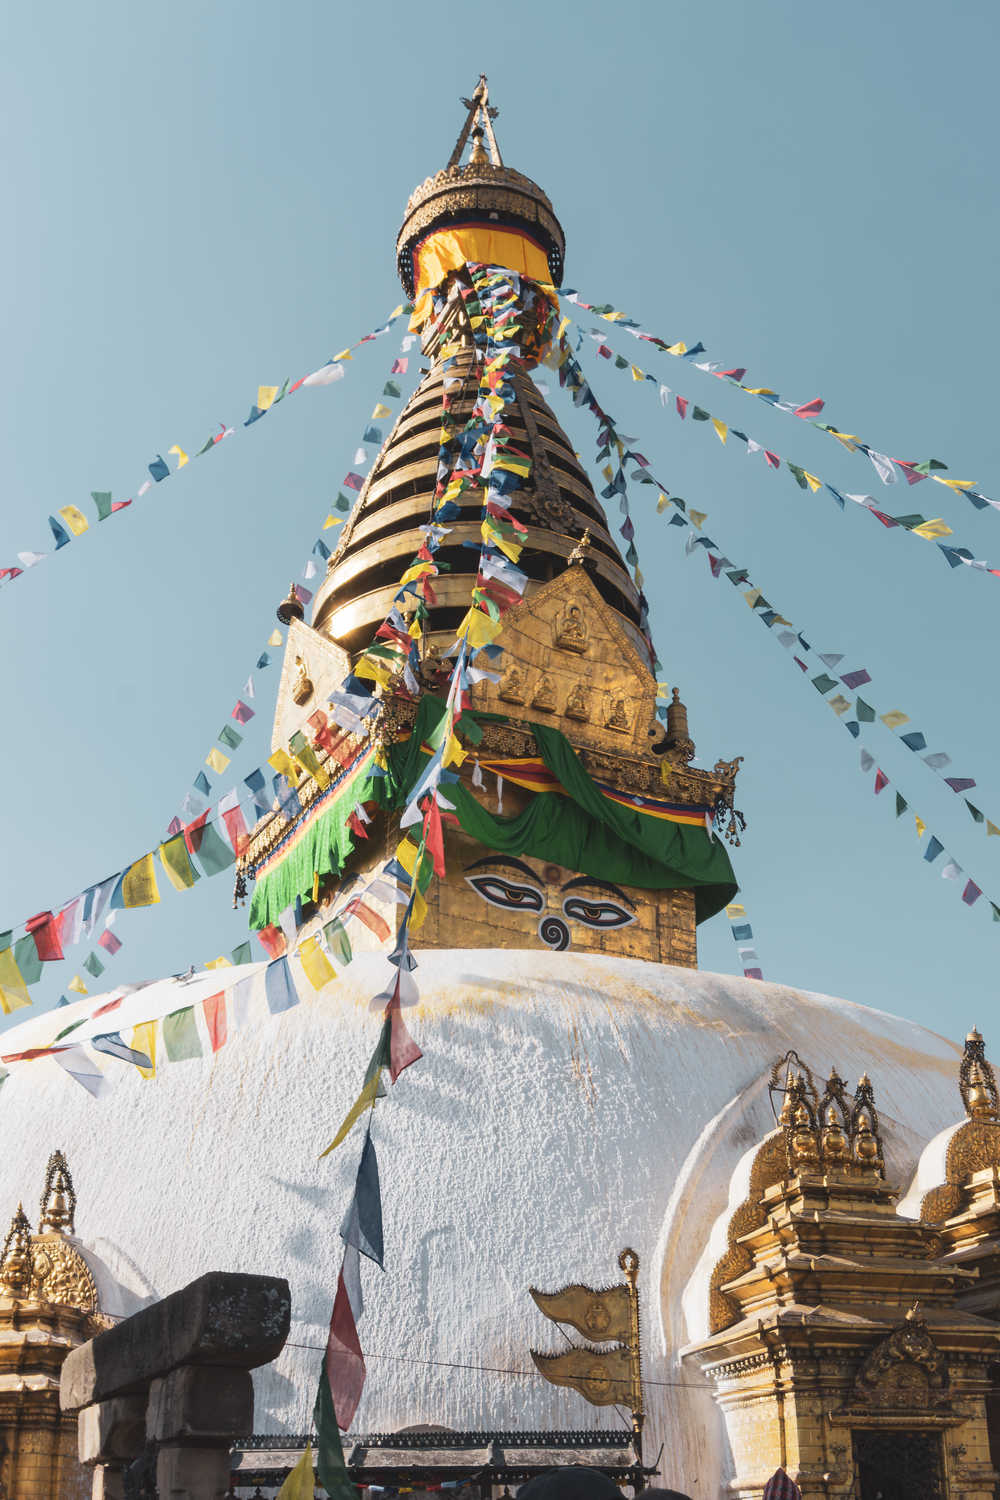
[0,951,964,1497]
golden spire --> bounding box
[39,1150,76,1235]
[448,74,503,168]
[0,1204,34,1295]
[959,1026,999,1120]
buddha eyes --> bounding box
[464,873,545,912]
[562,896,636,930]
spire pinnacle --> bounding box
[448,74,503,168]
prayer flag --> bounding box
[68,975,88,995]
[83,952,105,978]
[297,936,336,991]
[257,385,279,411]
[148,455,170,482]
[963,880,983,907]
[130,1021,157,1078]
[91,1032,152,1070]
[323,1267,366,1429]
[900,731,927,752]
[924,836,944,862]
[322,514,342,530]
[162,1006,202,1062]
[53,1048,109,1098]
[189,820,235,877]
[204,957,231,970]
[323,919,352,966]
[206,747,230,775]
[916,816,926,837]
[49,515,71,549]
[203,992,227,1052]
[840,669,871,690]
[168,444,189,469]
[232,699,255,724]
[26,911,64,963]
[91,491,113,521]
[0,950,30,1014]
[265,956,299,1014]
[880,710,909,729]
[194,771,211,796]
[257,925,286,959]
[111,853,160,909]
[276,1443,315,1500]
[218,724,243,751]
[98,929,122,955]
[231,940,252,965]
[387,986,422,1082]
[320,1072,381,1158]
[874,770,889,794]
[218,789,248,853]
[158,833,200,891]
[58,504,89,536]
[340,1126,384,1269]
[313,1372,356,1497]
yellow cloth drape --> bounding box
[410,225,552,327]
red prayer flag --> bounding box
[348,810,369,841]
[98,929,122,955]
[92,996,123,1018]
[232,699,255,725]
[257,925,286,959]
[718,367,747,381]
[764,450,781,469]
[423,797,446,878]
[675,396,688,419]
[387,987,422,1083]
[343,472,364,492]
[184,810,210,855]
[341,898,390,943]
[220,800,249,855]
[203,991,227,1052]
[874,769,889,794]
[963,880,983,907]
[793,397,825,418]
[325,1267,366,1429]
[26,910,64,962]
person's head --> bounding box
[517,1467,624,1498]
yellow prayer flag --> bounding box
[603,310,626,322]
[371,403,392,420]
[268,749,297,782]
[298,936,336,992]
[690,510,707,530]
[67,975,88,995]
[657,493,670,513]
[460,608,504,649]
[332,349,353,362]
[204,957,232,970]
[319,1073,381,1157]
[354,656,393,687]
[168,444,189,468]
[915,816,926,838]
[829,432,859,452]
[256,386,279,412]
[0,949,31,1014]
[395,838,420,878]
[631,366,644,381]
[322,514,343,530]
[880,711,910,730]
[743,588,762,609]
[666,342,687,356]
[803,472,822,493]
[442,732,467,768]
[409,885,429,930]
[912,518,953,540]
[828,695,852,716]
[745,387,776,396]
[58,504,89,536]
[268,629,283,647]
[557,317,570,342]
[711,418,728,445]
[936,477,977,492]
[656,681,670,695]
[726,903,746,919]
[988,821,1000,838]
[276,1443,314,1500]
[130,1021,157,1079]
[601,464,613,482]
[121,852,160,908]
[772,614,793,626]
[389,304,404,319]
[205,747,230,775]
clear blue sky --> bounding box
[3,0,998,1038]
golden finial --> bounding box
[469,124,489,167]
[821,1105,849,1165]
[450,74,503,169]
[276,582,305,626]
[959,1027,999,1121]
[0,1204,34,1295]
[39,1150,76,1235]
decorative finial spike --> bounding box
[0,1204,34,1295]
[39,1149,76,1235]
[448,75,503,169]
[959,1027,998,1121]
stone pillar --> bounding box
[60,1271,290,1500]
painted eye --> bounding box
[465,874,544,913]
[562,896,637,930]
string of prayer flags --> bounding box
[0,304,411,592]
[563,288,1000,521]
[565,313,1000,587]
[725,903,764,980]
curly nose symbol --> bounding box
[538,915,570,951]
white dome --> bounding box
[0,952,964,1497]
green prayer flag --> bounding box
[162,1006,202,1062]
[992,903,1000,923]
[966,800,986,824]
[91,491,113,521]
[382,379,401,398]
[811,673,839,694]
[614,356,628,369]
[218,724,243,751]
[692,406,710,421]
[313,1365,357,1498]
[14,934,42,985]
[895,793,908,819]
[324,920,353,965]
[159,834,200,891]
[335,492,351,512]
[191,822,235,877]
[83,952,105,978]
[0,931,11,953]
[856,699,876,722]
[230,941,252,965]
[787,464,809,489]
